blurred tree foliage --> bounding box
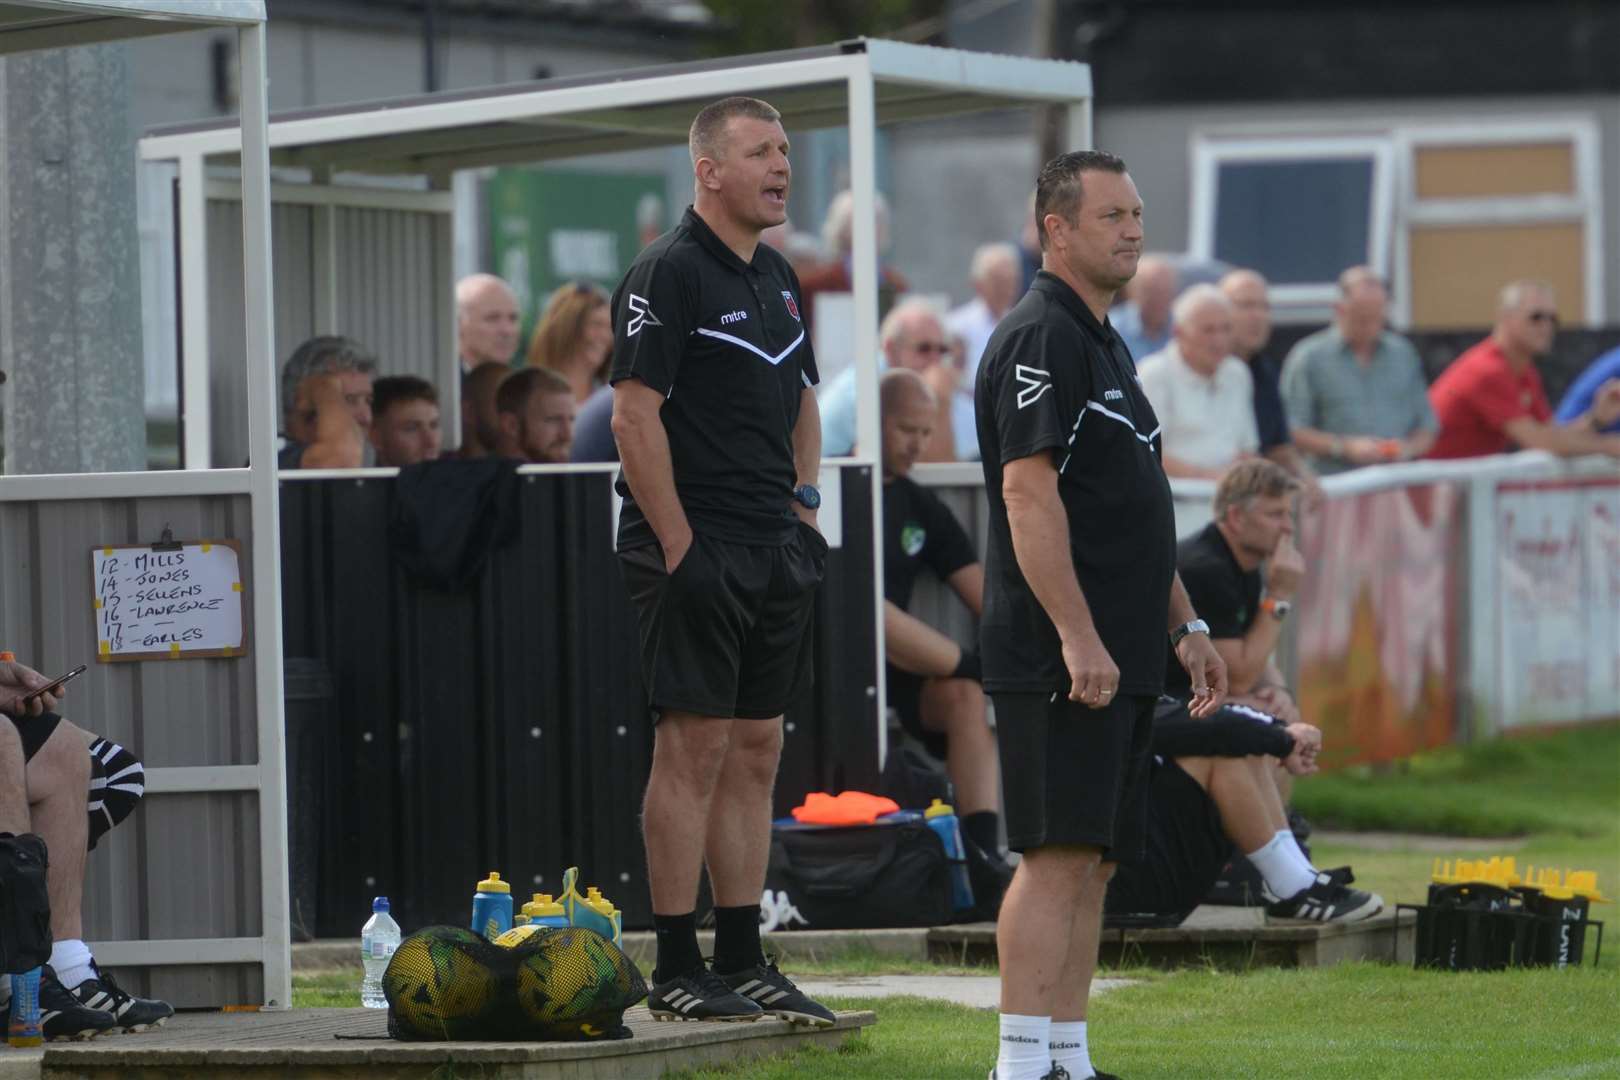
[701,0,948,54]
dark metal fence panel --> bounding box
[279,465,877,934]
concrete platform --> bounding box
[29,1006,874,1080]
[930,906,1418,970]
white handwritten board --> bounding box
[91,542,248,662]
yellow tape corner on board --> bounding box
[93,599,102,610]
[201,543,212,553]
[98,641,110,656]
[102,546,114,556]
[168,643,181,657]
[232,582,244,592]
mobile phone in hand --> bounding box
[22,664,87,704]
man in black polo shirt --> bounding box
[874,370,1001,861]
[609,96,832,1028]
[976,150,1229,1080]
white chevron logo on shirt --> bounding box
[1014,364,1053,409]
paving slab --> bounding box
[792,974,1133,1010]
[0,1048,41,1080]
[931,906,1417,970]
[37,1006,873,1080]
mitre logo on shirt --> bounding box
[1014,364,1053,409]
[626,293,662,336]
[1104,388,1125,401]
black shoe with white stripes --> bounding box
[647,966,763,1023]
[718,958,835,1028]
[36,967,118,1041]
[1266,872,1383,924]
[67,962,174,1032]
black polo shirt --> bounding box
[883,475,978,609]
[975,270,1177,696]
[609,207,818,548]
[1164,522,1260,698]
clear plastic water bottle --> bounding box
[360,896,401,1009]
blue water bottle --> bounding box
[470,872,513,940]
[925,798,976,912]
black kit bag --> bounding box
[763,820,954,930]
[0,833,52,974]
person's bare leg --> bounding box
[919,678,999,815]
[702,718,783,906]
[0,720,29,835]
[998,845,1097,1015]
[1272,764,1294,807]
[642,712,732,913]
[27,720,91,941]
[1191,754,1287,854]
[1051,860,1114,1022]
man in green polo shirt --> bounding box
[1279,266,1437,474]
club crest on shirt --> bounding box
[900,522,927,557]
[782,290,801,321]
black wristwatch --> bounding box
[792,483,821,510]
[1169,619,1210,648]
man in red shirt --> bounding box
[1429,280,1620,459]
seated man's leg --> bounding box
[916,675,1001,829]
[24,716,89,951]
[1189,754,1381,922]
[0,718,30,834]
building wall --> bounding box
[1095,94,1620,326]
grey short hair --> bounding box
[821,190,891,255]
[280,336,377,419]
[970,242,1019,283]
[879,298,943,350]
[1171,283,1231,329]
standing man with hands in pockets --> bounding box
[976,150,1228,1080]
[609,96,833,1028]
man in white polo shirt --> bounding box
[1137,284,1260,479]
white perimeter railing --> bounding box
[909,452,1619,768]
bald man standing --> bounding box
[456,273,522,374]
[1137,284,1259,479]
[1112,253,1176,363]
[1221,269,1322,500]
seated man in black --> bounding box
[0,656,168,1039]
[1106,700,1382,924]
[1168,458,1309,805]
[874,370,1002,864]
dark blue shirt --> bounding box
[569,384,618,463]
[1246,350,1291,451]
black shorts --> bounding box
[993,691,1154,860]
[1105,757,1232,920]
[10,711,63,763]
[885,666,948,760]
[618,524,826,720]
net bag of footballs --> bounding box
[382,924,648,1041]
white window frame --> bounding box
[1189,134,1395,311]
[1391,116,1603,328]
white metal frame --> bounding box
[0,1,289,1008]
[1390,115,1603,328]
[139,38,1094,777]
[1189,132,1396,310]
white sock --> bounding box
[1049,1020,1094,1078]
[49,939,95,989]
[1247,829,1316,899]
[996,1013,1051,1080]
[1283,829,1311,866]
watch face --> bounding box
[795,484,822,509]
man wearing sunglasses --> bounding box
[1428,280,1620,460]
[819,298,957,459]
